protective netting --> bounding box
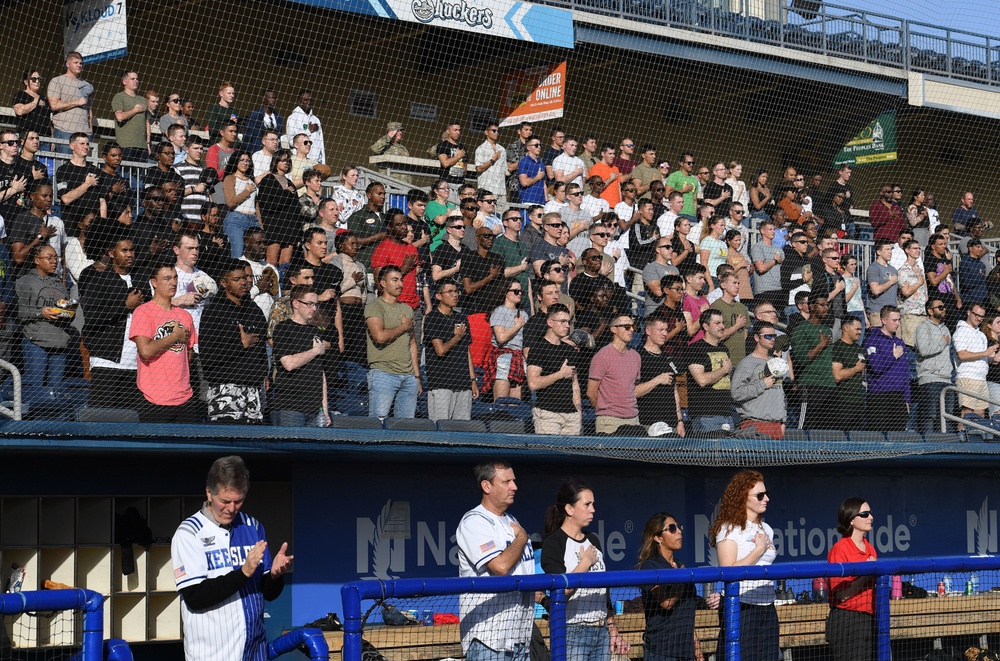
[2,608,82,656]
[353,569,1000,661]
[0,0,999,460]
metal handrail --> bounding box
[0,358,22,421]
[940,384,1000,435]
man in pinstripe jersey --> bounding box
[171,456,292,661]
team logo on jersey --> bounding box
[201,536,215,546]
[153,320,186,352]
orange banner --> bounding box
[498,62,566,127]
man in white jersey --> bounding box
[456,459,535,661]
[171,456,292,661]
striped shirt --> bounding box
[173,161,210,224]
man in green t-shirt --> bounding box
[492,209,530,292]
[710,272,749,364]
[665,151,698,219]
[365,265,420,418]
[791,292,837,430]
[629,145,663,199]
[831,316,867,431]
[111,70,148,162]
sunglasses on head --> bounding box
[752,491,769,501]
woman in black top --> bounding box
[670,217,698,272]
[542,481,630,661]
[257,149,301,267]
[12,68,51,139]
[637,512,720,661]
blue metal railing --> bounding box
[341,555,1000,661]
[537,0,1000,87]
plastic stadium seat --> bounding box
[782,429,808,441]
[437,420,487,433]
[886,432,923,443]
[847,431,887,443]
[75,407,140,423]
[326,416,383,430]
[487,420,525,435]
[924,432,958,444]
[808,430,848,443]
[385,418,436,431]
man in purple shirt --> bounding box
[862,304,910,432]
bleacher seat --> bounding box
[886,432,923,443]
[847,431,887,443]
[326,416,383,430]
[75,407,140,423]
[385,418,436,431]
[808,430,848,443]
[781,429,808,441]
[487,420,525,435]
[924,432,958,444]
[437,420,487,433]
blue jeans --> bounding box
[466,640,529,661]
[368,369,418,418]
[270,409,326,427]
[224,210,261,258]
[566,623,611,661]
[690,415,734,433]
[916,382,955,434]
[21,338,66,403]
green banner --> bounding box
[833,111,897,166]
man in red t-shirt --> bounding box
[371,210,422,344]
[588,142,621,208]
[130,263,199,423]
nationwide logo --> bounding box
[411,0,495,29]
[967,497,997,556]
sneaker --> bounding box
[303,612,342,631]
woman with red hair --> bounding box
[709,470,779,661]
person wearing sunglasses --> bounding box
[13,69,50,142]
[516,138,546,206]
[530,212,571,278]
[542,481,630,661]
[484,279,530,401]
[732,322,786,440]
[637,511,718,661]
[586,313,641,434]
[826,498,878,661]
[710,470,778,661]
[288,132,317,193]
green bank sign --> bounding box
[834,111,896,166]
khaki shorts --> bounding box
[533,407,582,435]
[595,415,640,435]
[867,312,883,328]
[900,313,927,347]
[957,378,991,412]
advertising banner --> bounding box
[293,0,574,49]
[498,62,567,127]
[833,110,897,166]
[63,0,129,64]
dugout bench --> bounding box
[324,593,1000,660]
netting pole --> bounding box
[105,638,134,661]
[724,581,741,661]
[549,587,567,661]
[874,575,892,661]
[340,583,364,661]
[80,589,105,661]
[267,627,329,660]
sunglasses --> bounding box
[752,491,769,501]
[29,76,42,82]
[477,234,495,240]
[303,140,313,146]
[168,98,180,104]
[585,255,603,261]
[2,140,18,146]
[732,210,745,215]
[593,232,611,238]
[508,289,523,294]
[462,206,478,211]
[548,267,564,274]
[856,510,873,519]
[682,160,694,165]
[528,143,541,147]
[568,192,583,197]
[928,305,945,311]
[623,188,637,193]
[482,199,496,204]
[448,224,465,229]
[504,216,521,222]
[545,223,563,227]
[623,143,634,148]
[761,333,777,340]
[661,523,683,534]
[613,322,635,330]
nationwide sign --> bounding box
[833,110,897,166]
[292,0,575,49]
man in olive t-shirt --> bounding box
[111,70,148,162]
[365,265,421,418]
[831,315,866,431]
[790,293,836,430]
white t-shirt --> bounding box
[174,267,212,348]
[715,521,777,605]
[475,141,507,197]
[252,150,273,179]
[656,211,678,238]
[580,195,609,221]
[456,504,535,653]
[552,153,586,187]
[954,320,989,380]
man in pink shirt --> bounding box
[130,263,198,423]
[680,264,710,343]
[587,313,641,434]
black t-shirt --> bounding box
[460,250,505,315]
[637,347,681,427]
[651,303,687,357]
[423,308,472,391]
[12,157,47,188]
[198,295,268,386]
[827,181,854,212]
[271,319,324,413]
[702,181,733,216]
[97,168,133,218]
[55,161,103,228]
[197,231,232,279]
[640,555,697,658]
[684,339,732,418]
[0,159,22,219]
[811,268,845,323]
[12,90,51,136]
[527,337,579,413]
[925,253,956,300]
[290,257,343,343]
[436,140,467,185]
[523,312,549,354]
[432,241,466,289]
[7,210,44,251]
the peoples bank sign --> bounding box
[290,0,575,49]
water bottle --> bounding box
[891,575,903,600]
[943,573,952,593]
[971,572,979,594]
